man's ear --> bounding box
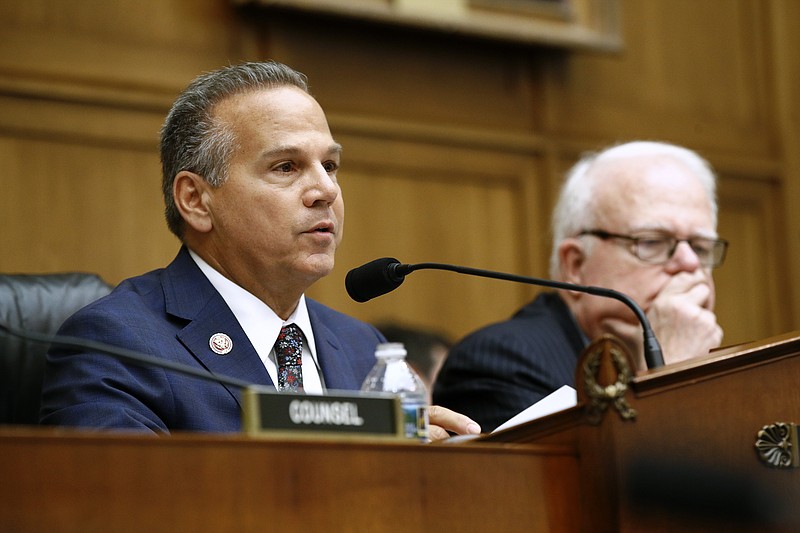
[558,238,586,286]
[173,171,213,234]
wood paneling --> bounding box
[0,136,175,283]
[0,0,242,88]
[714,175,789,345]
[307,132,542,340]
[250,12,543,133]
[769,0,800,327]
[0,0,797,346]
[544,0,775,156]
[0,428,580,532]
[236,0,622,51]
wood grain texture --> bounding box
[0,0,796,344]
[0,428,579,532]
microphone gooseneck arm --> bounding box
[384,260,664,369]
[0,322,253,389]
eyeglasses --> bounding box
[578,229,728,268]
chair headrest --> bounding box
[0,273,113,332]
[0,272,113,425]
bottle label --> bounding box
[402,401,429,442]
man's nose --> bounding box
[667,240,702,272]
[304,165,339,206]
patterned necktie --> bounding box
[275,323,304,392]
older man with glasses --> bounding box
[433,141,727,432]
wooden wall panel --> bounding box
[769,0,800,329]
[306,134,542,340]
[249,10,543,132]
[714,176,789,346]
[544,0,775,157]
[0,0,796,347]
[0,0,243,90]
[0,0,254,284]
[0,136,175,284]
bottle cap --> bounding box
[375,342,407,358]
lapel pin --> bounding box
[209,332,233,355]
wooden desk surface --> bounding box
[0,427,579,533]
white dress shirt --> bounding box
[189,250,324,394]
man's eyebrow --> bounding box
[626,225,670,235]
[261,143,343,158]
[630,226,718,239]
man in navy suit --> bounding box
[40,61,480,440]
[434,141,728,432]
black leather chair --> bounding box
[0,273,113,425]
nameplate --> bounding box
[241,386,404,439]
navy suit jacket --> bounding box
[40,247,384,433]
[432,292,586,432]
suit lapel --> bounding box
[162,248,272,408]
[308,303,362,391]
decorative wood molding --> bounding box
[633,331,800,396]
[234,0,622,51]
[0,67,550,156]
[578,335,637,425]
[328,113,548,154]
[0,68,175,112]
[0,68,173,149]
[755,422,798,468]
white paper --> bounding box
[491,385,577,433]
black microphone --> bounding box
[345,257,664,369]
[0,322,253,389]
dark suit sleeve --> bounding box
[40,304,174,432]
[433,295,583,432]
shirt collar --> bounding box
[188,249,318,361]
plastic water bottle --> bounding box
[361,342,429,442]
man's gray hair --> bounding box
[160,61,310,238]
[549,141,719,278]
